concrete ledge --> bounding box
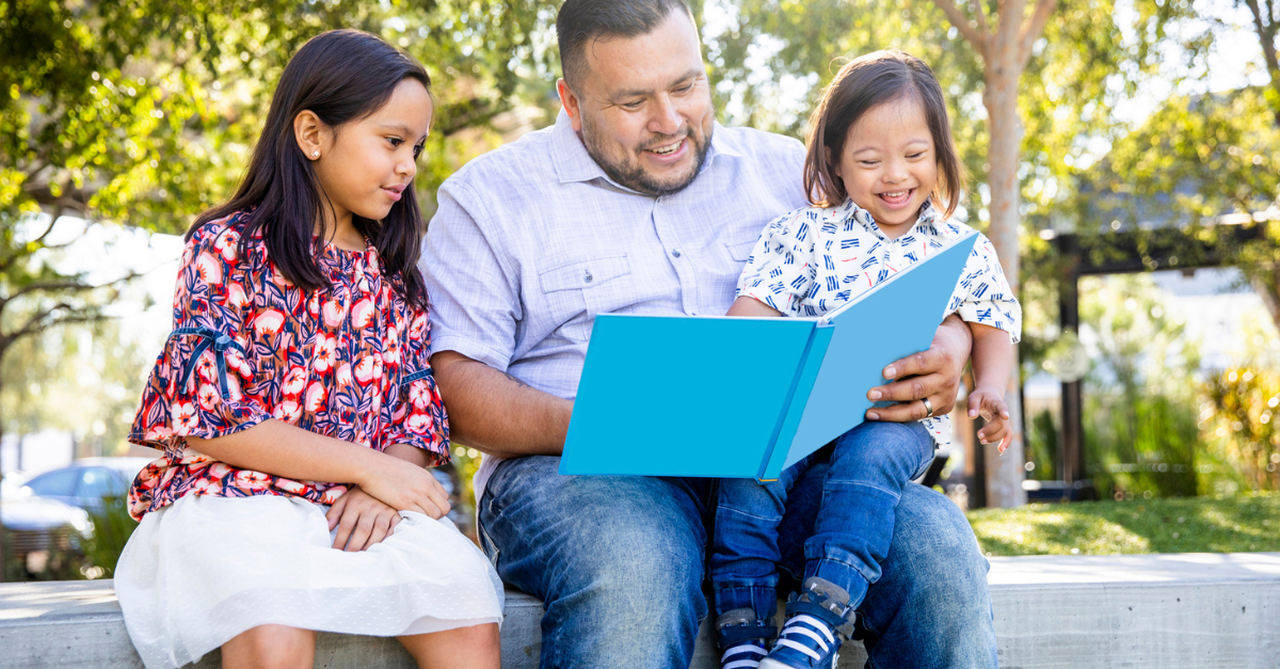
[1,553,1277,668]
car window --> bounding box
[77,468,119,499]
[26,469,79,497]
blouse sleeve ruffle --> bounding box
[128,219,273,453]
[382,309,451,465]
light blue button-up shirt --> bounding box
[420,110,807,498]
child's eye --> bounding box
[413,143,423,159]
[388,137,404,148]
[860,160,880,167]
[907,152,926,160]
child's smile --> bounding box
[834,96,937,239]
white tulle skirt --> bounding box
[114,494,504,669]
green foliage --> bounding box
[968,492,1280,556]
[81,495,139,578]
[1079,275,1202,498]
[1199,320,1280,492]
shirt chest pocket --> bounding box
[537,255,635,342]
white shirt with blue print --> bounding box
[736,197,1022,448]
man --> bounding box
[419,1,999,666]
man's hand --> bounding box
[326,486,401,552]
[967,387,1012,453]
[865,314,971,422]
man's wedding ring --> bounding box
[921,397,935,418]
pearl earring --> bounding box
[311,151,319,159]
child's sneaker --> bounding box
[716,608,777,669]
[758,578,856,669]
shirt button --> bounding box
[584,270,593,283]
[671,249,682,258]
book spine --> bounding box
[757,325,835,480]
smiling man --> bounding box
[419,1,998,667]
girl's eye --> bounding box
[860,161,880,167]
[388,137,404,148]
[907,152,926,160]
[412,144,423,159]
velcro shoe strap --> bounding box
[785,599,853,637]
[719,623,778,645]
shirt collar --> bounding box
[838,197,941,240]
[549,109,743,188]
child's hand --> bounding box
[359,457,452,520]
[968,387,1012,454]
[327,486,401,551]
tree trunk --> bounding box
[982,64,1029,507]
[0,378,7,583]
[1248,268,1280,336]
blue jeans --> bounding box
[711,421,935,621]
[478,453,997,669]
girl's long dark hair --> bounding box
[193,29,432,309]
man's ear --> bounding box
[293,110,327,161]
[557,79,584,133]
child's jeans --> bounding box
[711,420,935,620]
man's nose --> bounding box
[647,94,682,135]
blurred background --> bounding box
[2,0,1278,580]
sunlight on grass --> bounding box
[966,492,1280,556]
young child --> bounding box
[713,50,1021,669]
[113,30,504,669]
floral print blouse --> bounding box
[127,212,450,520]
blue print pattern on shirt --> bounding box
[735,198,1023,448]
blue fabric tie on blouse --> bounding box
[173,327,247,399]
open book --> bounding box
[559,230,979,480]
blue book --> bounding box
[559,230,979,480]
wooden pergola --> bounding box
[1037,222,1269,497]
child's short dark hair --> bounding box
[803,50,964,219]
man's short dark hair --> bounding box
[556,0,694,88]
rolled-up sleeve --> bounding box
[735,209,816,318]
[419,179,522,371]
[951,233,1022,342]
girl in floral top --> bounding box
[114,30,502,669]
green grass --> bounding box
[966,492,1280,556]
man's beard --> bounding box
[579,112,713,197]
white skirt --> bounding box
[114,494,505,669]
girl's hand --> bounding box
[358,456,451,520]
[327,486,401,552]
[968,388,1012,454]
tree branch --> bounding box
[1018,0,1058,70]
[1243,0,1280,128]
[932,0,989,57]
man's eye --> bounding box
[621,101,644,110]
[675,82,695,93]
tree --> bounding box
[1241,0,1280,126]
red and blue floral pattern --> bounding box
[127,212,449,520]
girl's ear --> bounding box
[293,110,327,161]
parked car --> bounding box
[0,474,90,572]
[20,458,154,512]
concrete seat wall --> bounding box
[1,553,1277,668]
